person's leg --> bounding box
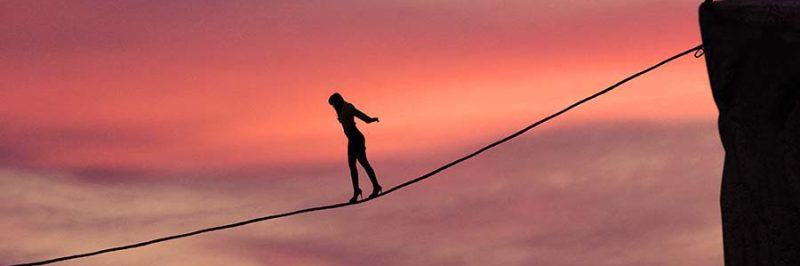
[347,150,362,203]
[356,151,380,192]
[348,153,359,192]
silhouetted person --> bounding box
[328,92,382,203]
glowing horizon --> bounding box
[0,0,712,176]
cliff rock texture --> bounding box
[699,1,800,265]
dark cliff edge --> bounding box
[700,0,800,265]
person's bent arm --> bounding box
[354,107,379,123]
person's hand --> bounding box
[371,117,380,123]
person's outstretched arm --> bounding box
[354,106,379,123]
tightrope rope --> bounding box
[12,44,703,266]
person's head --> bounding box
[328,92,345,110]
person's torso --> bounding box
[338,103,358,128]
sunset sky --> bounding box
[1,1,723,265]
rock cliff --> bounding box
[700,1,800,265]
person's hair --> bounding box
[328,92,345,113]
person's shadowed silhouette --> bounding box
[328,93,382,203]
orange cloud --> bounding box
[1,0,710,177]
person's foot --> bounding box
[368,185,382,199]
[349,188,363,204]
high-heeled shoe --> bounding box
[349,188,362,204]
[368,185,382,199]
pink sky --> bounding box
[1,1,722,265]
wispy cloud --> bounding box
[2,121,723,265]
